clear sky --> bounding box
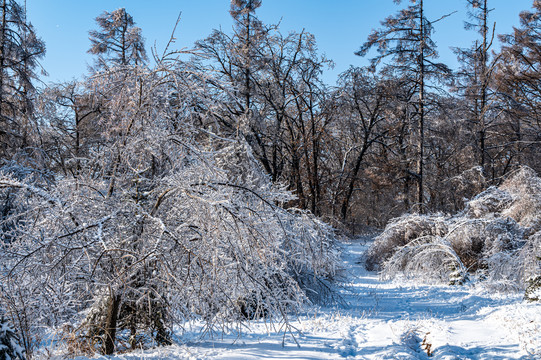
[26,0,534,86]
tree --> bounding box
[88,8,147,69]
[453,0,496,180]
[495,0,541,175]
[333,67,390,221]
[196,5,334,216]
[0,0,45,158]
[253,30,332,215]
[195,0,267,133]
[0,316,24,360]
[37,81,102,177]
[356,0,451,212]
[229,0,262,118]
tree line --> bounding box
[2,0,541,228]
[0,0,540,357]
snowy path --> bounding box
[71,239,540,360]
[332,239,540,359]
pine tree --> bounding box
[229,0,262,117]
[0,316,25,360]
[356,0,451,212]
[197,0,266,127]
[0,0,45,158]
[88,8,147,69]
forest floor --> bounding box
[61,237,540,360]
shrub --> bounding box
[524,275,541,302]
[463,186,513,219]
[380,234,468,284]
[364,214,448,271]
[500,167,541,230]
[367,166,541,290]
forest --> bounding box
[0,0,540,358]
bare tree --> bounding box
[453,0,497,180]
[37,81,102,177]
[333,67,390,221]
[197,7,334,216]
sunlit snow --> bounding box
[45,238,540,360]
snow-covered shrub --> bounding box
[463,186,513,218]
[444,219,487,270]
[0,316,25,360]
[369,166,541,290]
[517,233,541,284]
[380,235,468,284]
[524,275,541,302]
[444,217,526,272]
[364,214,448,271]
[482,217,526,256]
[500,167,541,230]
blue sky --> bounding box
[27,0,533,85]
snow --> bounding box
[44,238,540,360]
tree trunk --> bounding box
[417,0,425,213]
[103,291,121,355]
[340,145,368,221]
[479,0,488,177]
[0,0,6,124]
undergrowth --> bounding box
[366,166,541,292]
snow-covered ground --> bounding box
[60,238,540,360]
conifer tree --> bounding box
[88,8,147,69]
[453,0,495,179]
[0,316,25,360]
[356,0,450,212]
[0,0,45,158]
[229,0,262,116]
